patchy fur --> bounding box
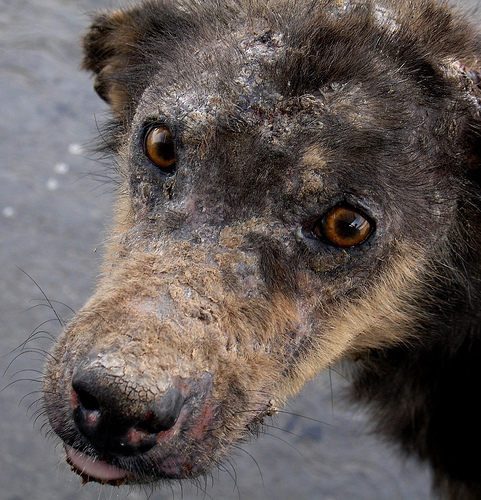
[43,0,481,497]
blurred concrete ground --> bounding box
[1,0,479,498]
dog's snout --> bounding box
[71,364,185,457]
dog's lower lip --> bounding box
[65,446,131,485]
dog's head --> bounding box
[43,0,481,486]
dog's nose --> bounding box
[71,363,185,457]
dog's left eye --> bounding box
[143,126,176,172]
[312,206,373,247]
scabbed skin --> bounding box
[43,0,481,497]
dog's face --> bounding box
[43,0,481,486]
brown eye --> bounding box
[143,126,176,171]
[314,206,373,247]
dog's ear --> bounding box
[82,4,196,117]
[82,10,142,116]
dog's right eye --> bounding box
[143,126,176,172]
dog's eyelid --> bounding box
[141,115,179,136]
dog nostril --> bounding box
[76,387,100,412]
[146,387,185,433]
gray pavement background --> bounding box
[1,0,478,498]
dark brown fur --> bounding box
[43,0,481,497]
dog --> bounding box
[43,0,481,497]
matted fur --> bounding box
[43,0,481,498]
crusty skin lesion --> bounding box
[43,0,481,497]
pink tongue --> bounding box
[66,446,130,484]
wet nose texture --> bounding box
[71,366,185,457]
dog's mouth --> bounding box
[66,446,131,485]
[64,441,210,485]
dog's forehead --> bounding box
[140,22,290,133]
[137,32,364,153]
[135,2,404,140]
